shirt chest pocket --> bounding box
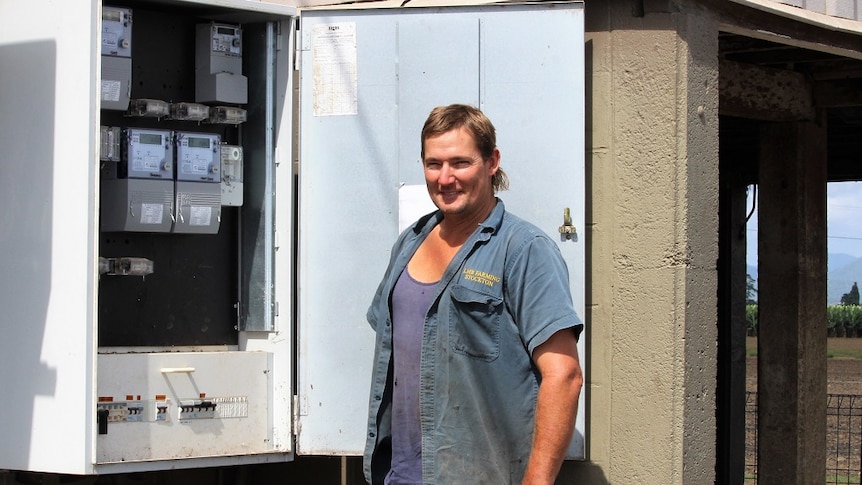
[448,285,503,362]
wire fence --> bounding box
[745,392,862,484]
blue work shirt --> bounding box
[364,200,583,485]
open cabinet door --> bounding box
[0,0,99,474]
[297,3,586,458]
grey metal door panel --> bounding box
[298,3,585,458]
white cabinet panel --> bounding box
[297,4,586,458]
[0,0,99,474]
[96,352,272,464]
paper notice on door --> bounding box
[311,22,358,117]
[398,185,437,233]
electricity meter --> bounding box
[196,23,247,104]
[121,128,173,180]
[101,6,132,111]
[176,132,221,183]
[173,132,221,234]
[101,7,132,57]
[220,145,243,207]
[102,128,174,233]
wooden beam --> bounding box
[719,59,815,121]
[695,0,862,61]
[815,79,862,107]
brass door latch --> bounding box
[558,207,577,240]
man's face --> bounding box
[422,126,500,219]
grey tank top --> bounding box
[386,268,437,485]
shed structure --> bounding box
[4,0,862,484]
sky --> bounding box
[746,181,862,267]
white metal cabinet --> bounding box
[0,0,297,475]
[297,4,586,459]
[0,0,584,475]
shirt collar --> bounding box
[411,198,505,238]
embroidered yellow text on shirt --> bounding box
[463,268,501,287]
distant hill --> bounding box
[747,264,757,282]
[747,253,862,305]
[829,254,862,304]
[830,253,859,271]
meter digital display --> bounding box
[103,9,122,23]
[139,133,163,145]
[188,137,211,149]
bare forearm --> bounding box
[522,374,582,485]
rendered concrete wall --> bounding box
[559,1,719,483]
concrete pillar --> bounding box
[716,155,750,484]
[757,120,827,484]
[560,1,720,483]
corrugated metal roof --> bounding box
[776,0,859,20]
[731,0,862,33]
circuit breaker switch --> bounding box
[97,409,110,435]
[178,398,217,420]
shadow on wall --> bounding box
[0,39,58,473]
[559,460,611,484]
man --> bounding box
[364,104,583,485]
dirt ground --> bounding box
[744,340,862,480]
[745,338,862,395]
[746,357,862,394]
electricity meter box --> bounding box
[101,128,174,232]
[0,0,586,476]
[196,22,247,104]
[101,6,132,111]
[173,132,221,234]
